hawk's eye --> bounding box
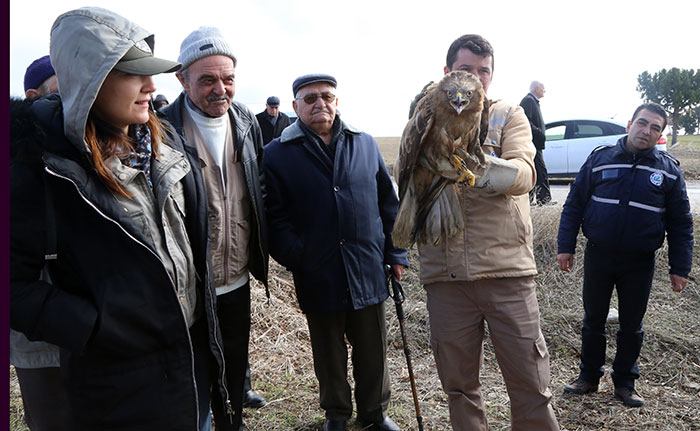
[466,90,473,97]
[447,90,453,98]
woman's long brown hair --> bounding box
[84,111,163,197]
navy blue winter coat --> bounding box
[263,120,408,313]
[558,137,693,277]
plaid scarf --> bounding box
[119,124,153,187]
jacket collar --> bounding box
[613,136,659,161]
[29,94,83,159]
[526,92,540,104]
[165,92,255,149]
[279,117,360,144]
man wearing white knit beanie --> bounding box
[161,26,269,431]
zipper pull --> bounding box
[226,399,234,422]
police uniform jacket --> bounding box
[558,137,693,277]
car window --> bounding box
[571,122,605,139]
[546,124,566,141]
[607,123,626,134]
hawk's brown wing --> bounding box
[479,98,490,146]
[396,82,438,201]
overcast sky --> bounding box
[9,0,700,137]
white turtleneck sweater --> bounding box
[184,101,230,185]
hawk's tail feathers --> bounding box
[422,185,465,246]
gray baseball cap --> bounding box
[113,35,181,75]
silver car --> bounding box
[543,119,627,178]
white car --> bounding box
[543,119,627,178]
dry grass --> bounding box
[376,136,400,167]
[9,137,700,430]
[9,366,28,431]
[530,206,700,431]
[236,207,700,430]
[669,141,700,181]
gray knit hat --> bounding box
[178,26,237,70]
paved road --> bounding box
[550,181,700,214]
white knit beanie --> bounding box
[178,26,236,70]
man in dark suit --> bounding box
[256,96,292,145]
[263,74,407,431]
[520,80,554,205]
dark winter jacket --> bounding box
[161,93,269,289]
[10,9,232,429]
[519,93,546,150]
[10,93,229,430]
[558,138,693,276]
[10,98,39,161]
[263,119,408,313]
[10,97,64,371]
[256,110,292,145]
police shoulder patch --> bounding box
[661,151,680,166]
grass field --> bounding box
[9,136,700,430]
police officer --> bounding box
[557,102,693,407]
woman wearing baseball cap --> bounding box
[10,7,226,430]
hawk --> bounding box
[392,71,488,248]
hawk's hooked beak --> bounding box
[451,93,470,115]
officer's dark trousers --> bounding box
[579,242,655,389]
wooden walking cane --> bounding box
[386,266,424,431]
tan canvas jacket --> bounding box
[182,110,252,291]
[417,100,537,284]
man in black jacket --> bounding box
[10,54,74,431]
[520,81,553,205]
[256,96,292,145]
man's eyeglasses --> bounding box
[296,92,336,104]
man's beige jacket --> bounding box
[416,100,538,284]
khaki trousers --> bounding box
[425,276,559,431]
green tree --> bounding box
[636,68,700,146]
[677,105,700,135]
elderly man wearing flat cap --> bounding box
[263,74,408,431]
[256,96,292,145]
[160,26,269,431]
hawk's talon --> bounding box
[450,154,467,172]
[450,154,474,185]
[458,170,476,186]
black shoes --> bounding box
[323,416,399,431]
[563,377,599,395]
[243,390,266,409]
[322,419,347,431]
[564,377,644,408]
[615,387,644,407]
[360,416,401,431]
